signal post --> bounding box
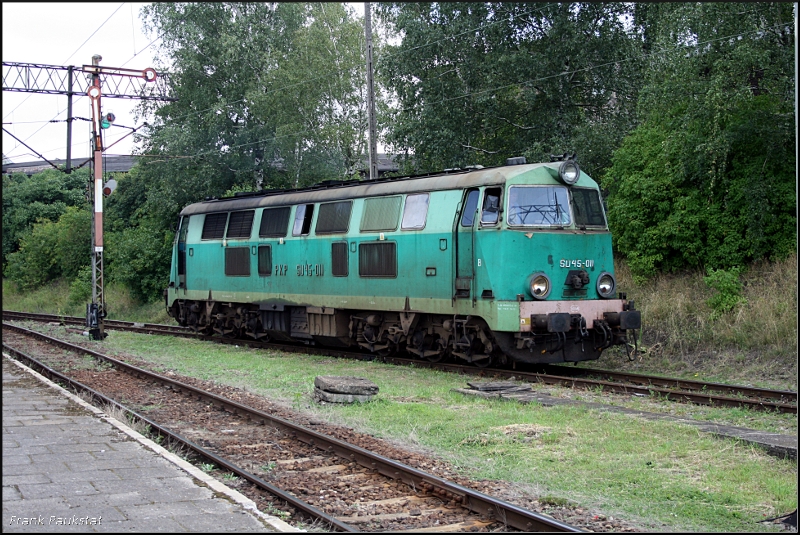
[83,55,158,339]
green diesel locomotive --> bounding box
[164,157,640,365]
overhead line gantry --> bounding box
[2,58,177,340]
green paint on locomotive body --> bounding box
[166,162,615,334]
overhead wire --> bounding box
[4,4,556,164]
[3,2,130,163]
[61,2,126,65]
[2,3,126,123]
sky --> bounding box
[3,3,380,166]
[2,3,159,164]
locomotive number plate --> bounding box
[560,259,594,268]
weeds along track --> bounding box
[4,310,796,414]
[2,322,580,533]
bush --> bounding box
[703,267,747,321]
[4,219,61,290]
[68,265,93,308]
[3,207,92,291]
[54,207,92,280]
[107,224,174,303]
[2,168,89,267]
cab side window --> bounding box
[481,187,502,225]
[292,204,315,236]
[460,189,480,227]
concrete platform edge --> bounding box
[3,353,302,533]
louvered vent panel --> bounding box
[359,242,396,277]
[316,201,352,234]
[258,245,272,276]
[332,242,348,276]
[225,247,250,276]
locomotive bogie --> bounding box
[165,160,639,365]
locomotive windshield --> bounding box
[507,186,571,227]
[572,187,607,227]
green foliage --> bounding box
[703,267,747,320]
[53,207,92,280]
[107,223,174,303]
[104,168,150,230]
[222,183,258,198]
[4,207,92,291]
[68,265,93,308]
[5,219,61,290]
[136,2,371,232]
[2,168,89,268]
[376,3,642,175]
[603,3,795,278]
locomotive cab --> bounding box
[473,157,640,363]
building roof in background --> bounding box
[3,154,402,177]
[2,154,140,176]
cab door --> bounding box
[455,188,479,299]
[177,215,189,292]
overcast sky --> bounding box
[3,3,375,165]
[3,3,161,164]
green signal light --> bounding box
[101,119,110,129]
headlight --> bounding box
[596,272,616,298]
[558,160,580,185]
[528,272,551,300]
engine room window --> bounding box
[401,193,429,230]
[571,188,607,227]
[507,186,571,227]
[480,187,502,225]
[259,206,291,237]
[316,201,352,234]
[359,242,396,277]
[460,189,480,227]
[226,210,255,238]
[361,196,401,232]
[292,204,315,236]
[201,213,228,240]
[225,247,250,276]
[257,245,272,276]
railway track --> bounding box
[4,310,796,414]
[2,322,580,533]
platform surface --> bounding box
[2,355,297,532]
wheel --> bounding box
[425,352,445,363]
[472,354,493,368]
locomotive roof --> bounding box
[178,162,587,216]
